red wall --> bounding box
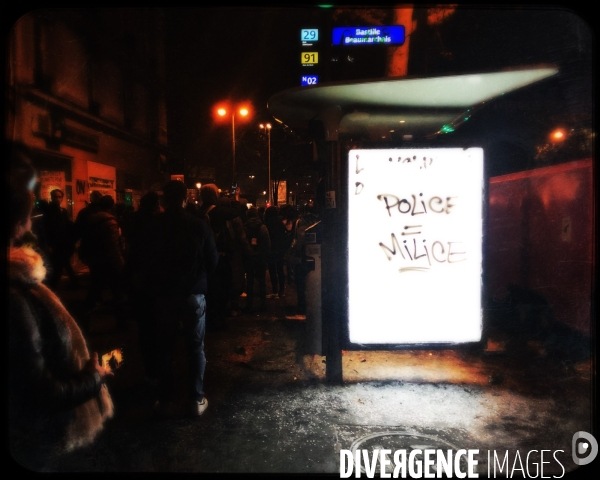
[487,159,593,334]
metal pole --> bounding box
[232,113,236,185]
[267,128,271,205]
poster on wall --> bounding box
[87,161,116,200]
[277,180,287,205]
[39,170,66,202]
[348,148,484,345]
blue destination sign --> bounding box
[332,26,405,46]
[301,75,319,86]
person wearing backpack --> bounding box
[80,195,127,330]
[198,184,246,329]
[243,206,271,313]
[288,204,319,315]
[144,180,218,417]
[264,205,287,299]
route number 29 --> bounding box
[301,52,318,65]
[301,29,318,41]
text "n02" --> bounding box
[301,76,319,86]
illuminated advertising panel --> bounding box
[277,180,287,205]
[332,26,405,45]
[348,148,483,344]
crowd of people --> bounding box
[27,181,319,327]
[7,140,321,470]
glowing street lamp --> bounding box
[550,128,567,142]
[259,123,272,204]
[215,103,251,184]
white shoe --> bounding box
[193,398,208,416]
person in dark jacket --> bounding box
[280,204,298,285]
[144,180,219,416]
[79,195,126,329]
[74,190,102,242]
[8,141,113,471]
[264,205,287,299]
[220,195,251,317]
[199,184,249,328]
[288,204,319,314]
[122,191,160,383]
[123,191,160,283]
[43,188,78,289]
[243,206,271,312]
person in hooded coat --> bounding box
[7,141,113,471]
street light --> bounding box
[259,122,272,205]
[550,128,567,142]
[195,182,202,202]
[215,103,251,184]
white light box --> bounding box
[348,148,484,345]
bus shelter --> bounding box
[267,66,576,383]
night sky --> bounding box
[163,7,323,184]
[3,6,593,187]
[160,6,592,185]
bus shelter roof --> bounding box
[267,66,558,141]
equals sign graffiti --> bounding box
[401,225,422,235]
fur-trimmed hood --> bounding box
[9,246,114,458]
[8,245,47,285]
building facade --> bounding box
[6,8,169,219]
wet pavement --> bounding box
[18,270,595,475]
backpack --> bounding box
[214,220,236,255]
[245,221,262,257]
[288,218,305,258]
[150,214,204,295]
[78,214,114,266]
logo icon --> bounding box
[572,431,598,466]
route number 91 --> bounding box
[301,52,318,65]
